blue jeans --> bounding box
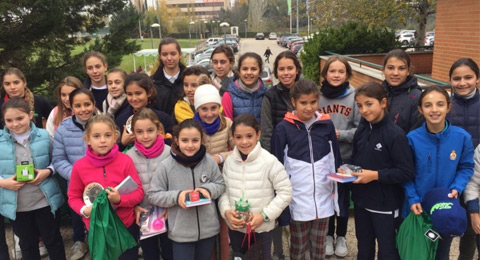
[172,236,216,260]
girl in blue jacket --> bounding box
[52,88,97,259]
[349,82,415,260]
[404,86,474,260]
[0,98,66,259]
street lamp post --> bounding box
[151,23,160,44]
[149,25,154,48]
[244,19,247,38]
[189,21,195,47]
[204,20,208,39]
[296,0,299,33]
[220,22,229,42]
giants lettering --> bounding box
[319,104,352,116]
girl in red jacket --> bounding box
[68,114,144,260]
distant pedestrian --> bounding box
[264,47,272,63]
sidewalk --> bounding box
[5,216,470,259]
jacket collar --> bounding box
[2,122,38,142]
[283,111,331,130]
[152,63,186,83]
[232,141,262,162]
[383,76,420,96]
[453,88,479,105]
[421,120,451,141]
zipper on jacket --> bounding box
[428,153,431,174]
[191,168,201,241]
[103,166,107,179]
[435,141,440,187]
[307,127,319,218]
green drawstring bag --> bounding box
[396,212,438,260]
[88,190,137,260]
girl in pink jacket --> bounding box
[68,114,144,259]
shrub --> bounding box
[301,22,398,83]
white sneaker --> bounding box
[325,235,334,256]
[39,240,48,257]
[12,234,22,259]
[334,236,348,257]
[70,241,87,260]
[11,248,22,260]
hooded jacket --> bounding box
[272,112,342,221]
[447,89,480,147]
[319,85,360,161]
[383,76,423,133]
[151,64,186,116]
[404,122,474,216]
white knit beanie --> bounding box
[194,84,222,110]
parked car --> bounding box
[206,38,222,46]
[291,43,303,55]
[213,39,239,53]
[260,66,273,88]
[255,33,265,40]
[269,32,277,40]
[425,32,435,47]
[397,33,415,46]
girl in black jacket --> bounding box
[382,49,423,133]
[346,82,415,260]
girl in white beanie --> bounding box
[193,83,234,260]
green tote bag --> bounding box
[88,190,137,260]
[396,212,438,260]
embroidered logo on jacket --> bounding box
[450,150,457,160]
[375,143,383,151]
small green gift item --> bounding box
[235,194,251,221]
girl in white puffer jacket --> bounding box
[219,114,292,260]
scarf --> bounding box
[193,112,220,136]
[170,141,206,168]
[321,80,349,99]
[105,93,127,115]
[85,143,119,167]
[237,79,259,94]
[134,135,165,158]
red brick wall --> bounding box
[432,0,480,82]
[348,52,434,74]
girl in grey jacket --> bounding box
[147,119,225,260]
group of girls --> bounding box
[0,35,479,260]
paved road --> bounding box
[236,38,287,86]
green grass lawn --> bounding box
[72,38,203,74]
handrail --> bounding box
[324,51,449,86]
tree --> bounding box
[309,0,408,29]
[0,0,139,97]
[409,0,436,46]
